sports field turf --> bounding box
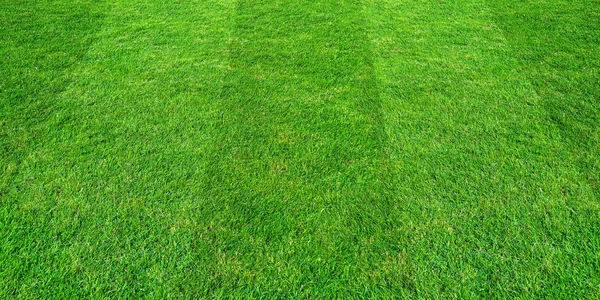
[1,0,599,297]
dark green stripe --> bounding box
[200,0,393,293]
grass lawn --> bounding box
[1,0,599,297]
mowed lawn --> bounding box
[1,0,599,297]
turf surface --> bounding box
[1,0,599,297]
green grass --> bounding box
[1,0,598,297]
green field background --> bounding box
[1,0,599,297]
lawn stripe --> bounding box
[197,0,396,295]
[1,1,234,297]
[368,0,599,296]
[486,0,600,199]
[1,1,109,295]
[0,0,108,198]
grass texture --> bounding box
[1,0,599,297]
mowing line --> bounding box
[368,0,599,296]
[199,0,396,294]
[1,1,235,296]
[0,1,109,198]
[485,0,600,199]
